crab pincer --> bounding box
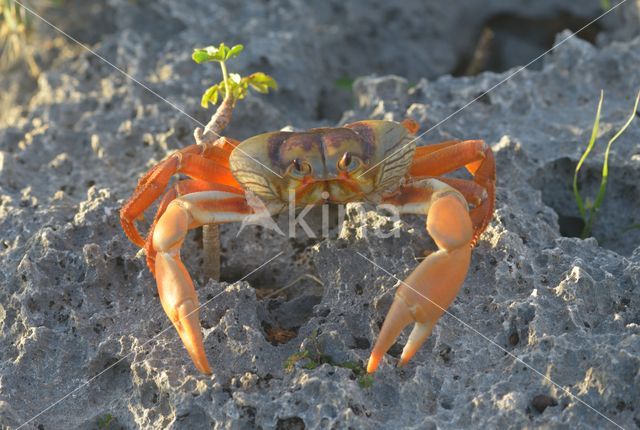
[367,192,473,373]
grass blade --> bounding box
[573,91,604,221]
[585,90,640,236]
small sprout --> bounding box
[358,374,374,389]
[573,91,604,232]
[283,349,313,372]
[193,42,277,109]
[600,0,611,10]
[335,77,355,91]
[282,331,374,389]
[573,89,640,239]
[337,360,360,371]
[97,413,113,429]
[302,361,320,370]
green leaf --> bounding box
[246,72,278,94]
[200,84,219,108]
[226,44,244,60]
[192,49,212,64]
[193,43,229,63]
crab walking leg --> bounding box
[368,180,473,373]
[145,180,244,276]
[152,191,253,374]
[411,140,495,245]
[410,139,487,177]
[411,177,487,208]
[121,148,238,247]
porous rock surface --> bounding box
[1,1,639,429]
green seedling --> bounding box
[335,77,355,91]
[283,330,374,388]
[191,41,278,282]
[192,42,277,108]
[97,413,113,429]
[600,0,611,10]
[573,89,640,239]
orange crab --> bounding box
[120,119,495,374]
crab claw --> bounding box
[153,202,212,374]
[155,250,212,374]
[368,193,473,373]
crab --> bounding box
[120,119,495,374]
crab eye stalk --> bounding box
[338,151,359,172]
[290,158,311,176]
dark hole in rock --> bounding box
[439,344,452,364]
[276,416,305,430]
[262,321,298,345]
[454,12,603,76]
[387,342,403,359]
[349,401,367,417]
[352,336,371,350]
[259,294,322,345]
[531,157,640,256]
[558,215,586,238]
[440,399,453,410]
[239,406,257,427]
[508,331,520,346]
[531,394,558,413]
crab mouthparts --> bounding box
[293,178,363,205]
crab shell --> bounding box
[229,120,416,206]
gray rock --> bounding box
[1,1,639,429]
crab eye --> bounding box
[290,158,311,176]
[338,152,358,172]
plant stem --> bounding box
[200,60,234,282]
[220,60,231,96]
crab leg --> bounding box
[152,191,253,374]
[433,177,485,205]
[120,139,239,247]
[411,140,495,244]
[144,180,243,276]
[410,139,487,177]
[368,179,473,373]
